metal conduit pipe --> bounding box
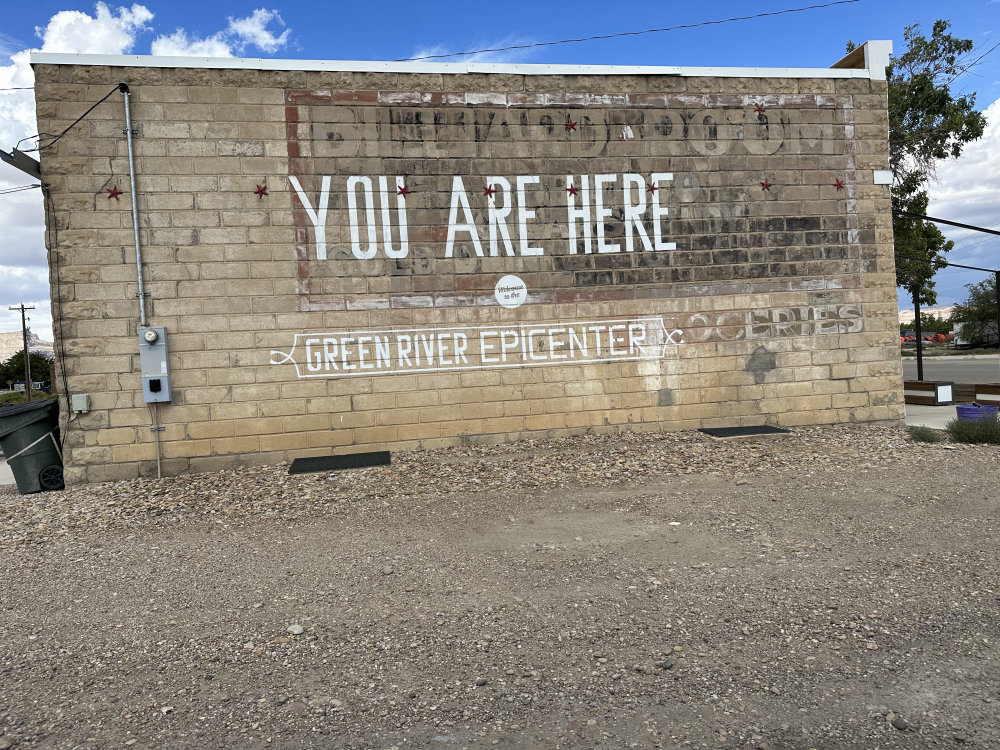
[119,82,147,327]
[120,82,162,477]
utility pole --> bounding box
[911,289,923,382]
[9,304,35,402]
[995,271,1000,356]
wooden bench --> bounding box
[903,381,954,406]
[974,384,1000,407]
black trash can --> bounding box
[0,400,64,494]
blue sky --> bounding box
[2,0,1000,337]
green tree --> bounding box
[951,276,998,345]
[900,313,951,335]
[883,21,987,304]
[0,350,53,389]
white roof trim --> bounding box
[29,51,885,79]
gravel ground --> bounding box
[0,424,997,749]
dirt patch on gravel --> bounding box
[0,424,997,749]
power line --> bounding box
[398,0,862,61]
[18,84,120,153]
[943,39,1000,88]
[893,209,1000,238]
[0,87,34,92]
[895,252,997,274]
[0,184,40,195]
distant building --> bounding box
[897,306,954,325]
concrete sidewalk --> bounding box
[903,404,957,430]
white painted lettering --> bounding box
[548,328,568,359]
[594,174,620,253]
[340,337,356,370]
[437,334,453,366]
[289,176,331,261]
[481,330,499,363]
[415,333,435,366]
[454,332,470,364]
[445,176,485,258]
[527,329,546,361]
[685,313,714,343]
[650,172,676,251]
[278,318,684,379]
[305,337,323,372]
[716,312,746,341]
[375,336,391,368]
[500,329,519,361]
[627,323,646,353]
[516,175,543,256]
[347,176,378,260]
[587,325,605,354]
[378,176,410,259]
[566,175,592,255]
[397,335,413,366]
[357,336,373,369]
[486,176,515,257]
[323,337,340,369]
[608,325,626,355]
[622,174,652,253]
[568,327,587,356]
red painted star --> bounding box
[760,179,772,191]
[646,183,658,194]
[397,184,411,197]
[254,184,269,199]
[106,185,123,201]
[483,185,495,198]
[566,184,578,197]
[834,178,845,191]
[753,102,766,115]
[565,118,577,132]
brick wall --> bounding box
[32,60,903,484]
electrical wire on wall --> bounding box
[151,402,162,479]
[43,184,73,451]
[16,84,120,153]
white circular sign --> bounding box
[494,275,528,308]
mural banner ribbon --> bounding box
[270,317,682,379]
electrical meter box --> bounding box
[138,326,171,403]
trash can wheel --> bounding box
[39,464,64,491]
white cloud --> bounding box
[2,3,154,149]
[0,32,22,59]
[36,3,152,55]
[0,52,36,149]
[929,96,1000,231]
[227,9,290,54]
[408,35,539,64]
[151,8,290,58]
[150,30,232,57]
[926,95,1000,304]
